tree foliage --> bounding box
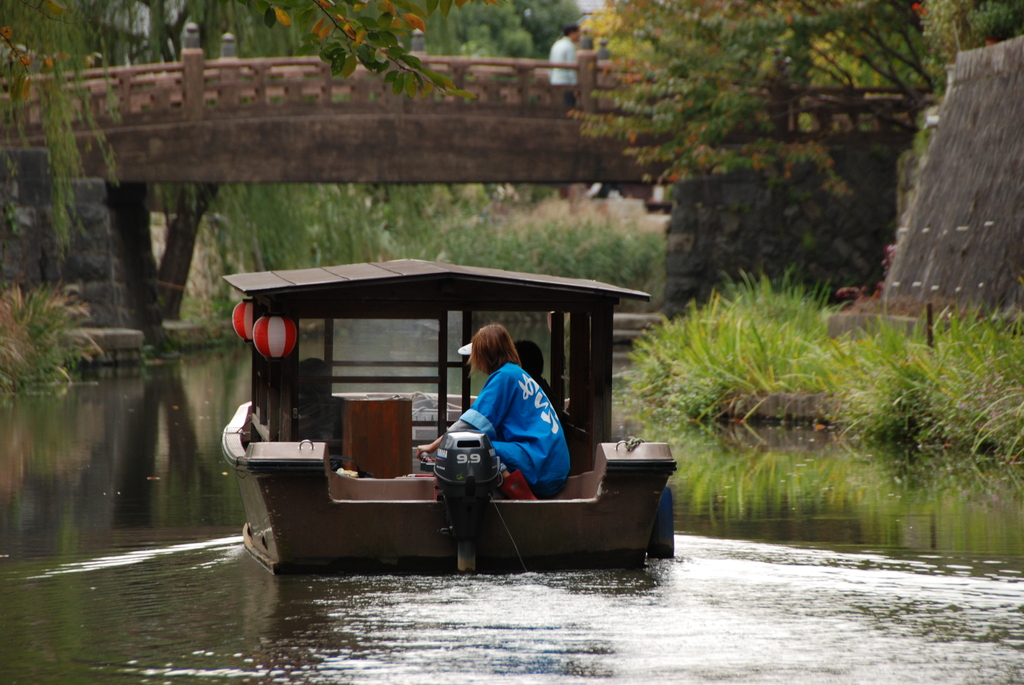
[581,0,941,184]
[424,0,580,58]
[923,0,1024,63]
[73,0,305,63]
[1,1,105,242]
[238,0,483,98]
[2,0,496,247]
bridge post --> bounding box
[219,33,241,107]
[766,83,794,140]
[577,51,597,113]
[220,32,236,58]
[182,23,205,122]
[515,63,533,105]
[411,29,426,54]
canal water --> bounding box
[2,347,1024,683]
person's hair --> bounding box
[563,22,580,36]
[514,339,544,377]
[470,324,521,374]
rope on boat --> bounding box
[491,500,528,573]
[616,436,646,452]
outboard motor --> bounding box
[433,431,500,572]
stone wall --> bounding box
[665,144,906,316]
[884,38,1024,311]
[0,148,159,335]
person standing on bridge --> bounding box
[549,23,581,108]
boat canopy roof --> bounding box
[224,259,649,304]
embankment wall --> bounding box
[885,37,1024,310]
[1,148,161,339]
[665,144,905,316]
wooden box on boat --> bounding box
[341,397,411,479]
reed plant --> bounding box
[629,273,839,422]
[629,274,1024,467]
[839,315,1024,464]
[0,285,89,392]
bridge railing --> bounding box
[7,46,926,136]
[11,49,617,128]
[765,85,932,136]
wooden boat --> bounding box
[221,260,676,573]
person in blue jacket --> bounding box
[416,324,570,498]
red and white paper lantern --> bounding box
[231,300,254,341]
[252,315,297,359]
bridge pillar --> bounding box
[106,182,165,345]
[577,51,598,114]
[182,23,205,122]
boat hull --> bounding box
[225,429,675,574]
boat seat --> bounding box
[551,456,606,500]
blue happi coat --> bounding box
[460,362,570,497]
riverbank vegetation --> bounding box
[180,183,665,322]
[0,285,89,392]
[629,275,1024,467]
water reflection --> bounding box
[0,350,250,562]
[2,349,1024,683]
[666,424,1024,556]
[5,537,1024,684]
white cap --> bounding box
[457,343,473,356]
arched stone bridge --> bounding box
[16,47,926,185]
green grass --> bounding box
[0,285,90,392]
[629,274,1024,467]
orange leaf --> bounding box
[404,13,426,32]
[380,0,395,14]
[273,7,292,26]
[344,23,357,39]
[318,23,332,40]
[313,18,326,34]
[0,27,12,40]
[19,55,31,67]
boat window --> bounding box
[327,318,441,392]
